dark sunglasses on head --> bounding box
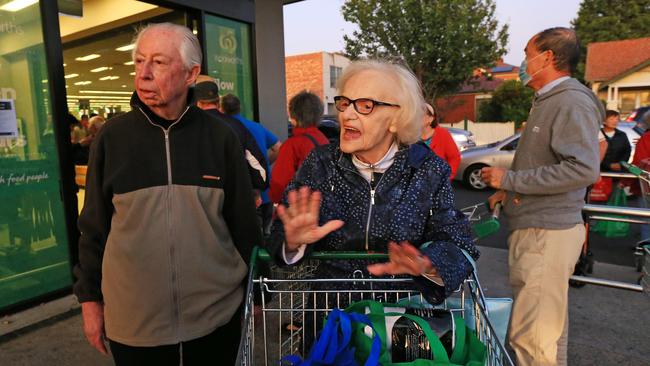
[334,95,400,115]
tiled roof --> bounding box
[458,76,504,94]
[585,37,650,83]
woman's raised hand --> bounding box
[276,186,344,251]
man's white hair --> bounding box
[132,22,202,71]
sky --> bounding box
[283,0,583,66]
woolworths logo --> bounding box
[219,29,237,54]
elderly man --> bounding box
[482,28,603,366]
[73,23,261,366]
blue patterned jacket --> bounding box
[268,142,478,304]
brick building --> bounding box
[436,59,520,124]
[285,51,351,115]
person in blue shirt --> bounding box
[221,93,282,237]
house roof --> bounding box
[585,37,650,83]
[458,76,504,94]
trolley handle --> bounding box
[621,161,643,176]
[253,247,389,263]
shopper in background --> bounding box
[420,103,460,179]
[600,109,631,172]
[270,91,328,203]
[221,93,282,237]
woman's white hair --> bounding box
[132,23,202,71]
[336,60,425,145]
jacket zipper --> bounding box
[138,106,190,337]
[339,160,386,251]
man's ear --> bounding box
[186,65,201,86]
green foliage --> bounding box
[572,0,650,81]
[477,80,533,126]
[341,0,509,101]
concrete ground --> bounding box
[0,246,648,365]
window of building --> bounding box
[330,66,342,88]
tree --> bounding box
[478,80,533,127]
[341,0,508,101]
[572,0,650,81]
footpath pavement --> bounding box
[0,246,648,365]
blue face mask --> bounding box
[519,59,532,86]
[519,52,547,86]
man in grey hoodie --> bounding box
[481,28,603,366]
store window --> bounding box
[204,14,254,120]
[0,1,72,310]
[330,66,342,88]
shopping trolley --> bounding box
[236,203,513,366]
[572,162,650,292]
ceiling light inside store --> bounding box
[130,72,135,75]
[79,90,132,95]
[64,73,79,79]
[124,61,134,65]
[116,44,135,52]
[76,54,101,61]
[0,0,38,12]
[91,67,110,73]
[99,76,120,81]
[73,81,92,86]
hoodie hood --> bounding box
[536,78,605,121]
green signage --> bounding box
[204,14,255,120]
[0,3,72,310]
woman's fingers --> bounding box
[367,242,431,276]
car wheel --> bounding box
[464,164,488,190]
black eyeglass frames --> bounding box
[333,95,400,115]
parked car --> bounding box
[286,115,340,144]
[454,134,520,190]
[318,117,340,144]
[447,127,477,151]
[625,106,650,127]
[612,121,643,161]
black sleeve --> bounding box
[222,130,263,265]
[73,131,112,302]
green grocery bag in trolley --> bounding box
[592,184,630,238]
[346,300,486,366]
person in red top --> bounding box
[270,91,329,203]
[420,103,461,179]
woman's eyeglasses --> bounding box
[334,95,400,115]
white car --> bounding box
[454,134,520,190]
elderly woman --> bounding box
[268,60,477,304]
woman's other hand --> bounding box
[276,186,344,251]
[367,241,437,277]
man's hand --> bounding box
[610,163,622,171]
[367,242,436,277]
[481,167,507,189]
[488,190,507,210]
[81,301,108,355]
[276,186,344,251]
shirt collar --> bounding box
[536,76,570,97]
[351,142,399,182]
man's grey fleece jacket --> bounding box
[501,78,605,230]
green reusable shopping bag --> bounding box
[345,300,486,366]
[592,184,630,238]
